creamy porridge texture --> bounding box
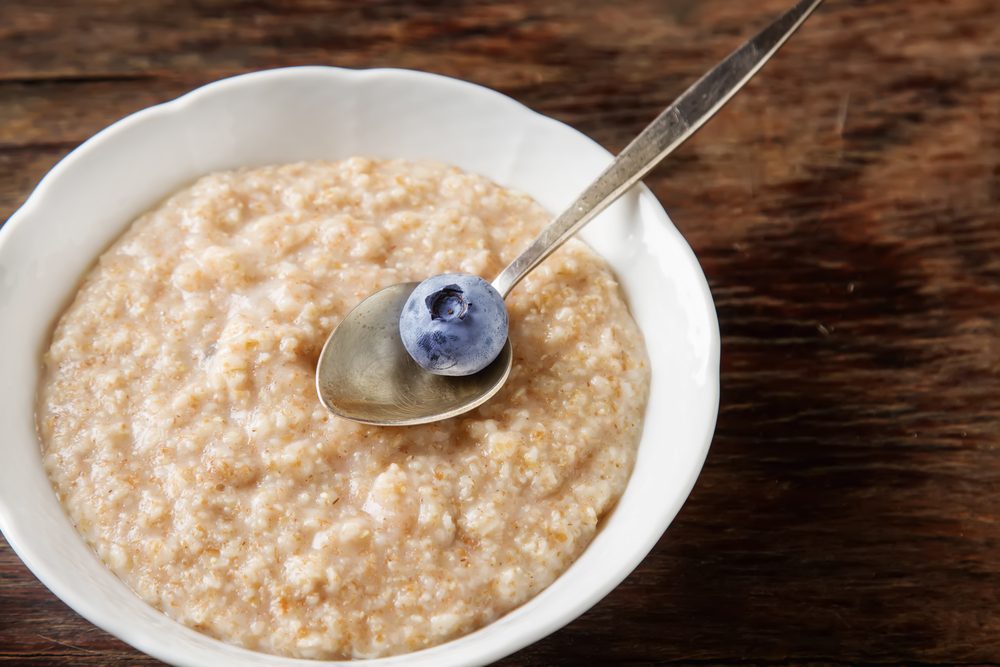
[37,158,650,659]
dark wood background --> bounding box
[2,0,998,664]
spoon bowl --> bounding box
[317,283,513,425]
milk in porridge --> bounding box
[37,158,649,658]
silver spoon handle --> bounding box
[491,0,822,298]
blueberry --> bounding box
[399,273,508,376]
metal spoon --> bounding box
[317,0,822,425]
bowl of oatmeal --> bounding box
[0,67,719,666]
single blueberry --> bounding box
[399,273,509,376]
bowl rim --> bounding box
[0,66,720,666]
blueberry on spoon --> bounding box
[399,273,508,376]
[317,0,824,423]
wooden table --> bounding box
[2,0,998,664]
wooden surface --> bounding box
[2,0,999,664]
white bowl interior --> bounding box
[0,67,719,667]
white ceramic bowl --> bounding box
[0,67,719,666]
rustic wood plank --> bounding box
[2,0,999,664]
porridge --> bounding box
[37,158,650,659]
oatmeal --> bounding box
[37,158,649,659]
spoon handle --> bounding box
[491,0,823,298]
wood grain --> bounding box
[2,0,999,664]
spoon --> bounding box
[317,0,823,426]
